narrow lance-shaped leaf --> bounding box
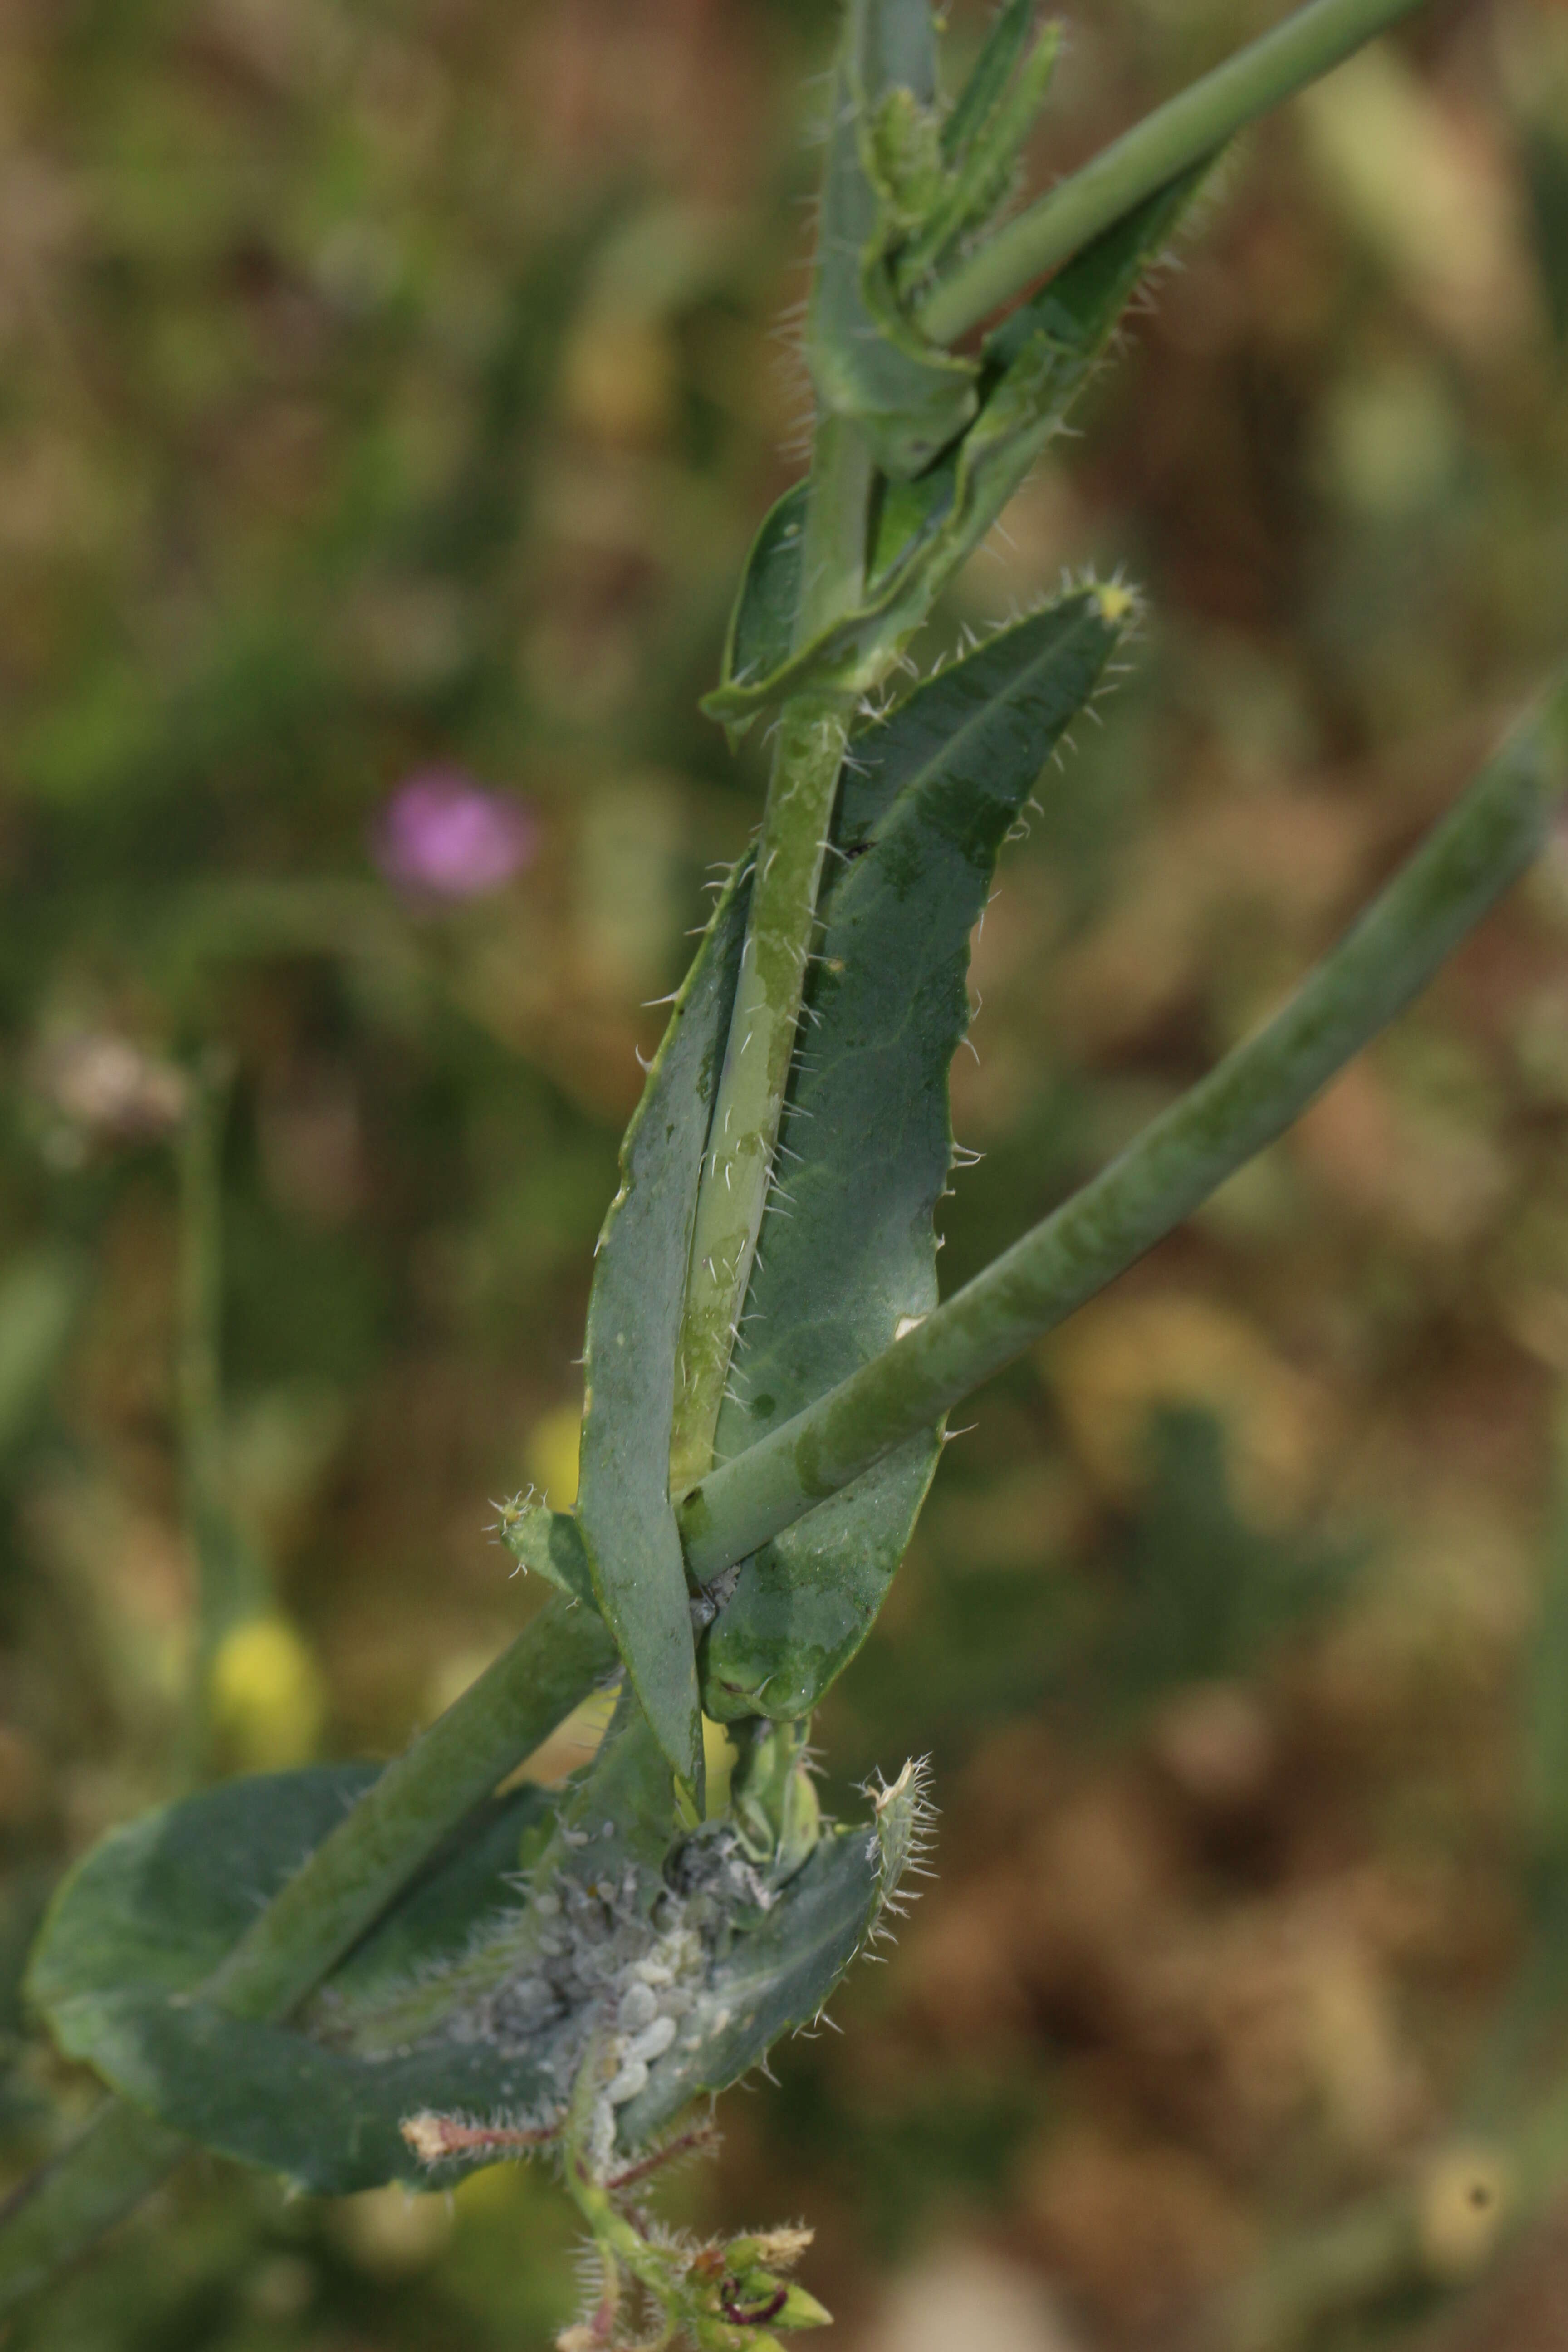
[701,584,1130,1722]
[576,862,754,1801]
[712,483,809,745]
[939,0,1036,163]
[897,13,1061,291]
[14,783,759,2222]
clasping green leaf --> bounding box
[703,164,1205,731]
[576,864,755,1802]
[702,584,1131,1720]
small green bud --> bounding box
[774,2281,833,2329]
[722,2224,813,2271]
[869,86,946,227]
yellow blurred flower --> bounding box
[209,1614,327,1772]
[328,2184,451,2276]
[526,1404,582,1509]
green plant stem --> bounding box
[1210,2064,1568,2348]
[205,1596,617,2016]
[680,678,1568,1581]
[0,1596,616,2314]
[794,413,876,644]
[0,415,874,2319]
[917,0,1428,346]
[0,2104,188,2317]
[176,1061,268,1768]
[670,416,874,1492]
[14,670,1563,2338]
[671,702,853,1490]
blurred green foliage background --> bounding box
[9,0,1568,2345]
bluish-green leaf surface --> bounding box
[712,483,806,744]
[613,1823,880,2144]
[27,1768,562,2194]
[577,862,753,1801]
[28,1747,906,2187]
[700,587,1127,1720]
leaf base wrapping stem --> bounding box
[0,1598,616,2316]
[671,698,853,1493]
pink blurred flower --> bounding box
[374,769,537,900]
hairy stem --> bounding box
[0,1,1472,2319]
[670,701,852,1491]
[794,412,876,645]
[917,0,1428,346]
[680,678,1568,1580]
[205,1596,617,2017]
[0,237,874,2352]
[670,416,873,1491]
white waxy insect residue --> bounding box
[625,2014,677,2065]
[617,1980,658,2032]
[606,2057,649,2105]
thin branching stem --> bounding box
[0,0,1487,2318]
[680,678,1568,1579]
[176,1057,268,1775]
[918,0,1427,345]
